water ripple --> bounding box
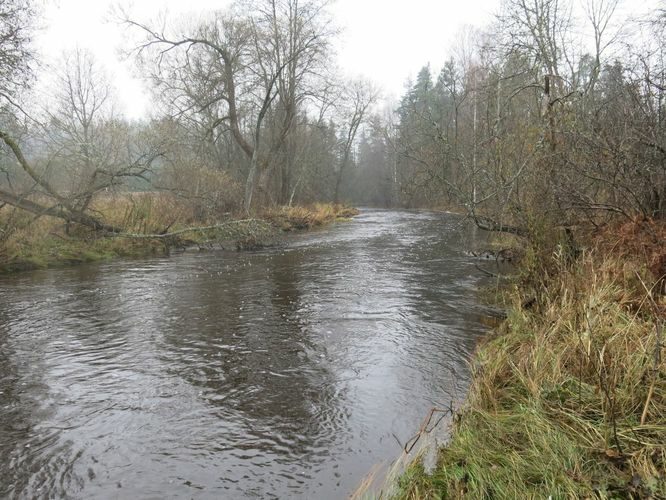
[0,209,489,499]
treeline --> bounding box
[0,0,377,235]
[352,0,665,238]
[0,0,664,242]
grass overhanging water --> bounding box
[390,218,665,499]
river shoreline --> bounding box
[394,218,666,498]
[0,201,359,274]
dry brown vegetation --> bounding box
[262,203,360,231]
[395,219,665,499]
[0,194,357,272]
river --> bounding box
[0,209,492,499]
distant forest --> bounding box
[0,0,664,238]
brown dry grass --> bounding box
[262,203,359,231]
[393,219,665,499]
[0,195,358,272]
[592,217,666,303]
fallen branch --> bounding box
[475,263,501,278]
[403,404,454,454]
[0,187,122,233]
[111,219,273,239]
[472,214,528,238]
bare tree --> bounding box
[499,0,572,83]
[125,0,334,213]
[0,49,161,232]
[582,0,620,94]
[333,79,377,204]
[44,49,156,214]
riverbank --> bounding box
[396,218,665,498]
[0,194,358,273]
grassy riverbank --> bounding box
[0,194,358,273]
[396,219,665,499]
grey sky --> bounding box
[34,0,502,119]
[33,0,652,119]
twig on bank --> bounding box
[109,219,272,239]
[403,406,454,454]
[475,263,500,278]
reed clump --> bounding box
[396,219,666,499]
[263,203,359,231]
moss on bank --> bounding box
[0,196,358,273]
[395,219,665,499]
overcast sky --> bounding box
[33,0,503,119]
[33,0,651,120]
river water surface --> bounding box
[0,209,491,499]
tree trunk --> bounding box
[333,170,343,205]
[0,188,122,233]
[243,150,260,214]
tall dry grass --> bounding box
[262,203,359,231]
[394,220,665,499]
[0,194,358,272]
